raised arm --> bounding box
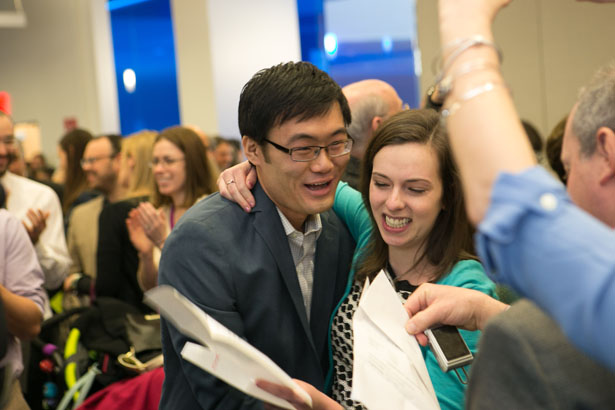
[437,0,535,225]
[435,0,615,371]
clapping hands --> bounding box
[23,208,49,245]
[126,202,167,253]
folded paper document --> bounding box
[144,285,312,410]
[351,270,440,410]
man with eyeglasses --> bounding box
[63,134,123,294]
[0,111,71,295]
[158,62,356,409]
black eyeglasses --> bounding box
[264,138,353,162]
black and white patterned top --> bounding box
[331,274,417,409]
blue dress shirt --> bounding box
[476,166,615,371]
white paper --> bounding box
[351,270,440,410]
[144,286,312,410]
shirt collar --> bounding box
[276,207,322,238]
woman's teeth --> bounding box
[385,215,411,228]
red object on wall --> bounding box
[0,92,12,115]
[64,117,78,131]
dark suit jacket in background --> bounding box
[159,182,355,409]
[95,196,150,312]
[467,299,615,410]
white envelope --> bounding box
[145,286,312,410]
[351,270,440,410]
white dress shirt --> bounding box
[276,208,322,321]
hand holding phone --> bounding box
[425,325,473,372]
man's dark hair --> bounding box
[93,134,123,156]
[546,116,568,184]
[238,61,351,144]
[522,120,543,154]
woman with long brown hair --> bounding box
[126,126,218,291]
[58,128,97,229]
[325,108,496,410]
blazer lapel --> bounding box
[309,210,340,359]
[250,183,317,355]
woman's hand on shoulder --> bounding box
[217,161,258,212]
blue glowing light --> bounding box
[323,32,338,56]
[123,68,136,93]
[382,36,393,53]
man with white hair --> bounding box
[341,79,404,189]
[403,44,615,410]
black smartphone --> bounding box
[425,325,473,372]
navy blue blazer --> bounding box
[159,182,355,409]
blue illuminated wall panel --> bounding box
[108,0,180,135]
[297,0,420,108]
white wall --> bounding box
[4,1,615,162]
[90,0,120,137]
[417,0,615,136]
[205,0,302,138]
[324,0,416,42]
[171,0,218,136]
[0,0,117,165]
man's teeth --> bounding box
[307,182,328,188]
[385,216,411,228]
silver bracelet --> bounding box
[437,60,500,101]
[440,82,509,125]
[435,35,502,85]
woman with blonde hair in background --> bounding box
[66,130,157,311]
[126,126,218,291]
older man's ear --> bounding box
[596,126,615,185]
